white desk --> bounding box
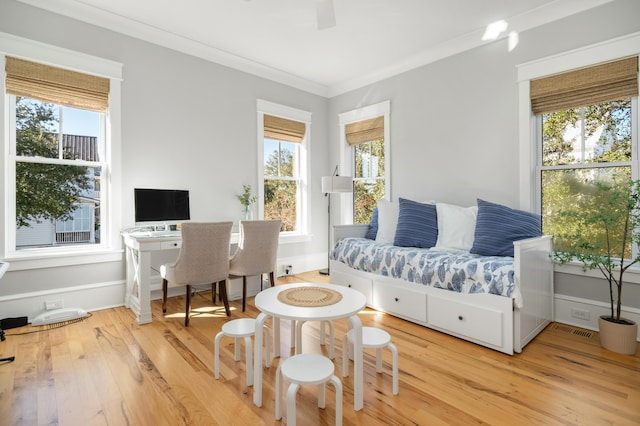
[122,231,183,324]
[121,231,238,324]
[253,282,367,411]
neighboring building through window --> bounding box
[257,100,310,237]
[339,101,390,224]
[1,42,122,260]
[12,100,103,249]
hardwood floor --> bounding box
[1,270,639,425]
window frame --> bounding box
[518,32,640,212]
[518,32,640,279]
[339,100,391,224]
[257,99,311,243]
[1,33,123,269]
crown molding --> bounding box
[18,0,614,98]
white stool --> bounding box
[291,320,335,358]
[275,353,342,426]
[343,326,398,395]
[214,318,271,386]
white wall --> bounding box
[1,0,640,326]
[328,0,640,320]
[0,0,329,319]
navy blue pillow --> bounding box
[394,198,438,248]
[470,198,541,257]
[364,208,378,240]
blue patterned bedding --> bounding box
[330,237,523,308]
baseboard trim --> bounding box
[554,294,640,341]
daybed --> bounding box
[328,198,554,355]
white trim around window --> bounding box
[256,99,312,243]
[0,32,123,268]
[339,100,391,223]
[517,31,640,212]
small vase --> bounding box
[242,206,253,221]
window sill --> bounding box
[3,248,123,271]
[278,233,312,244]
[554,261,640,286]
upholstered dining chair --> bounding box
[228,219,281,312]
[161,221,233,326]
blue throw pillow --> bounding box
[364,207,378,240]
[394,198,438,248]
[470,198,542,257]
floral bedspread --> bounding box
[330,237,522,308]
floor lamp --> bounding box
[320,173,352,275]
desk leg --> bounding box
[124,245,135,309]
[253,312,268,407]
[125,246,153,324]
[348,315,363,411]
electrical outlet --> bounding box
[45,299,64,311]
[279,264,293,276]
[570,308,590,321]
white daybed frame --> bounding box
[329,225,554,355]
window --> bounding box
[339,101,390,224]
[11,96,103,249]
[1,35,122,262]
[257,100,310,238]
[539,99,634,256]
[519,48,639,258]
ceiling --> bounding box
[18,0,613,97]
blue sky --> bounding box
[61,106,99,137]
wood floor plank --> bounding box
[1,271,639,425]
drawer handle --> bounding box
[458,315,464,321]
[394,297,399,302]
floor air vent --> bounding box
[550,323,597,342]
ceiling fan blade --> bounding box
[316,0,336,30]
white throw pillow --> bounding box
[375,199,399,244]
[435,203,478,251]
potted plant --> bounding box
[236,184,257,220]
[553,178,639,355]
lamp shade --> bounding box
[322,176,352,194]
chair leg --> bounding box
[269,271,276,287]
[389,342,399,395]
[185,284,192,327]
[214,331,223,379]
[331,375,343,426]
[218,280,231,316]
[275,365,283,420]
[242,276,247,312]
[286,383,301,426]
[244,335,253,386]
[342,334,349,377]
[162,278,168,313]
[211,283,216,305]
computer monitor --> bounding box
[134,188,190,226]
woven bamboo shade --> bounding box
[345,116,384,145]
[5,57,110,112]
[530,56,638,114]
[264,114,305,143]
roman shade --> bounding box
[264,114,306,143]
[346,116,384,145]
[530,56,638,114]
[5,57,110,112]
